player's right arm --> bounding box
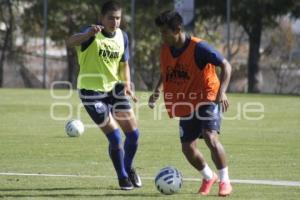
[148,74,163,109]
[66,25,103,48]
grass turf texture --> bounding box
[0,89,299,199]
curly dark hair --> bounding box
[154,10,183,31]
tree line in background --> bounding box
[0,0,299,93]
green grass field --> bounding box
[0,89,299,199]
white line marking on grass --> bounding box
[0,172,299,187]
[184,178,300,187]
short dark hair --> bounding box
[101,0,122,16]
[154,10,183,31]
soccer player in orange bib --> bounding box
[148,10,232,196]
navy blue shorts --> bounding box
[79,83,131,125]
[179,103,221,143]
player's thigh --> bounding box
[111,83,137,132]
[81,99,108,124]
[114,110,138,132]
[179,115,202,143]
[197,103,221,139]
[79,90,118,131]
[111,83,132,112]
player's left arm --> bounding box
[119,61,137,102]
[119,31,137,102]
[195,41,232,112]
[216,59,232,112]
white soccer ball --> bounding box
[155,166,183,195]
[65,119,84,137]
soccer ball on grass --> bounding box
[65,119,84,137]
[155,166,183,195]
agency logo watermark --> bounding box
[50,81,265,128]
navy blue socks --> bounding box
[124,129,139,172]
[106,129,127,179]
[106,128,140,178]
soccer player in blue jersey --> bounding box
[66,0,141,190]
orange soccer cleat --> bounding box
[198,173,218,195]
[218,181,232,197]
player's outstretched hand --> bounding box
[148,92,160,109]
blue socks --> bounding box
[106,129,127,179]
[124,129,139,172]
[105,128,140,179]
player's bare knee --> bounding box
[100,117,118,134]
[203,129,219,147]
[119,119,138,133]
[181,142,195,156]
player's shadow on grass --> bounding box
[0,187,162,198]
